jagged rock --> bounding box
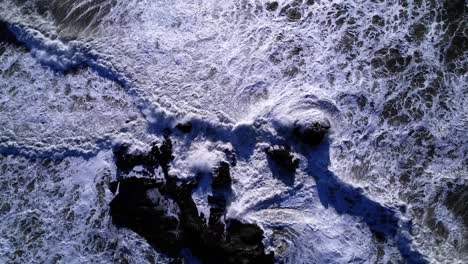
[223,219,274,264]
[113,145,148,174]
[109,178,183,255]
[223,147,237,167]
[212,161,232,190]
[208,195,227,208]
[293,118,330,145]
[113,138,174,177]
[110,148,274,264]
[265,145,299,172]
[158,137,175,176]
[175,122,192,133]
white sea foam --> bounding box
[0,0,466,263]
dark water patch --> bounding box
[444,182,468,228]
[34,0,115,38]
[371,48,412,77]
[439,0,466,71]
[265,145,299,185]
[110,140,274,263]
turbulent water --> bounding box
[0,0,466,263]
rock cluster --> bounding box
[113,137,174,176]
[110,140,274,263]
[265,145,299,173]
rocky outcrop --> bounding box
[371,48,412,76]
[211,161,232,190]
[110,142,274,263]
[293,118,330,145]
[113,137,174,177]
[444,182,468,228]
[265,145,299,172]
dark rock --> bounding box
[109,178,183,255]
[212,161,232,190]
[109,145,273,263]
[265,145,299,172]
[113,138,174,178]
[223,148,237,167]
[109,181,119,194]
[175,122,192,133]
[224,219,274,263]
[208,206,226,240]
[208,195,227,208]
[265,2,279,12]
[293,118,330,145]
[158,137,175,176]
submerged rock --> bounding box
[113,137,174,177]
[110,178,182,255]
[265,145,299,172]
[293,118,330,145]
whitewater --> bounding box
[0,0,466,263]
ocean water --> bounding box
[0,0,466,263]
